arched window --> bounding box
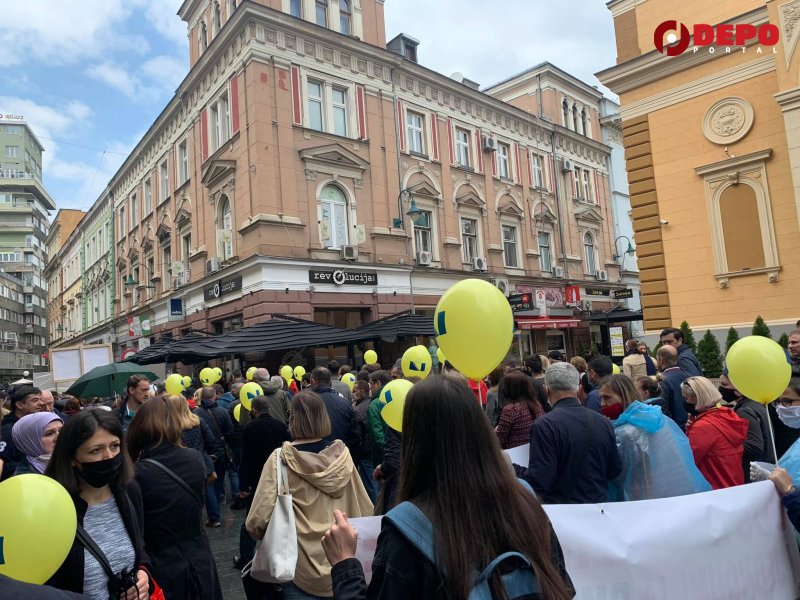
[562,99,570,128]
[581,109,588,137]
[340,0,352,35]
[719,184,765,271]
[319,185,349,248]
[213,3,221,34]
[199,21,208,51]
[583,232,597,276]
[572,105,579,132]
[219,197,233,259]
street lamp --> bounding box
[123,266,156,289]
[392,189,427,229]
[612,236,636,262]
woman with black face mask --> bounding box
[45,410,153,600]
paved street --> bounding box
[206,502,248,600]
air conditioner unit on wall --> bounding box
[552,265,564,278]
[561,159,575,172]
[416,251,432,266]
[482,136,497,152]
[491,278,509,296]
[341,245,358,260]
[596,270,608,281]
[206,258,222,274]
[472,256,488,272]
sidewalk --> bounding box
[206,502,247,600]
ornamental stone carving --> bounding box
[702,98,754,145]
[780,1,800,68]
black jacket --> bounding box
[378,428,402,514]
[769,401,800,458]
[0,412,22,480]
[313,384,356,451]
[331,516,574,599]
[197,400,234,462]
[660,367,691,429]
[46,481,152,595]
[134,444,223,600]
[182,421,223,477]
[517,398,622,504]
[352,396,373,462]
[677,344,703,377]
[734,398,775,481]
[0,576,86,599]
[239,413,291,494]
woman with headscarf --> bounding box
[12,411,63,475]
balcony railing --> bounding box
[0,169,42,183]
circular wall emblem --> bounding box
[333,270,346,285]
[212,283,221,298]
[702,97,754,145]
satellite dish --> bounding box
[450,71,464,83]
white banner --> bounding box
[350,482,800,599]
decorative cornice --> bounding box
[694,149,772,176]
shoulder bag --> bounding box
[245,447,297,583]
[202,407,234,464]
[140,458,204,509]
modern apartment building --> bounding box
[53,0,638,360]
[0,116,55,370]
[0,270,30,385]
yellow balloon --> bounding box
[239,382,263,411]
[233,403,242,422]
[434,279,513,380]
[246,367,257,381]
[213,367,223,383]
[182,375,192,389]
[280,365,293,382]
[612,363,621,375]
[364,350,378,365]
[293,366,306,381]
[727,336,792,404]
[341,372,356,391]
[0,474,77,583]
[199,367,215,386]
[402,345,432,379]
[165,373,185,396]
[380,379,414,432]
[437,348,446,365]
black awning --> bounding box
[123,332,211,365]
[586,307,644,323]
[351,310,436,343]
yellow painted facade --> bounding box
[599,0,800,336]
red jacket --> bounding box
[469,379,489,406]
[687,406,749,490]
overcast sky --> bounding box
[0,0,617,213]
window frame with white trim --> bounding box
[217,195,235,260]
[583,231,598,276]
[496,141,511,180]
[501,223,520,269]
[460,215,481,265]
[302,73,356,139]
[454,126,471,169]
[538,231,553,273]
[406,110,426,156]
[318,184,351,250]
[530,153,546,190]
[209,90,231,152]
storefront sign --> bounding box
[204,275,243,301]
[507,293,533,312]
[168,298,184,321]
[610,326,625,357]
[585,287,610,297]
[565,285,581,305]
[127,316,151,338]
[614,288,634,299]
[534,290,548,316]
[308,269,378,286]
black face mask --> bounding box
[718,386,739,404]
[683,401,698,416]
[77,453,123,488]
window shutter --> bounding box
[397,99,406,152]
[430,112,439,162]
[447,118,455,166]
[549,156,555,191]
[513,143,521,183]
[474,128,483,172]
[356,85,367,139]
[200,109,209,161]
[230,74,240,134]
[290,65,302,126]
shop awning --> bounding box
[585,307,643,323]
[515,317,582,330]
[350,310,436,343]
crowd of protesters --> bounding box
[2,324,800,599]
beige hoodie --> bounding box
[246,440,373,597]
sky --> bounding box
[0,0,617,216]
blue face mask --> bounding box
[777,405,800,429]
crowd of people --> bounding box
[2,325,800,599]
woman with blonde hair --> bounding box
[246,391,372,599]
[682,377,748,490]
[598,374,639,421]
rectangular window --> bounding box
[320,198,348,248]
[461,217,478,263]
[455,128,470,168]
[160,161,169,201]
[497,143,510,179]
[531,154,544,189]
[502,225,518,268]
[179,141,189,184]
[407,111,425,155]
[131,193,138,229]
[332,86,348,137]
[573,167,582,199]
[210,93,230,151]
[538,232,552,272]
[413,211,432,254]
[144,180,152,215]
[119,206,126,238]
[181,233,192,266]
[340,0,351,34]
[146,256,155,299]
[290,0,302,17]
[162,245,172,281]
[583,170,593,202]
[5,146,19,158]
[315,0,327,26]
[307,80,324,132]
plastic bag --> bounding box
[609,401,711,501]
[779,437,800,483]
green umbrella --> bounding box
[65,363,157,399]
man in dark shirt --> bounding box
[657,345,690,429]
[660,327,703,376]
[584,356,613,413]
[311,367,356,451]
[517,362,622,504]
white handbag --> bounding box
[248,447,298,583]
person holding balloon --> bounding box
[45,410,153,599]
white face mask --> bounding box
[776,405,800,429]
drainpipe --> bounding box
[536,73,543,119]
[549,130,570,284]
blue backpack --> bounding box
[385,483,540,600]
